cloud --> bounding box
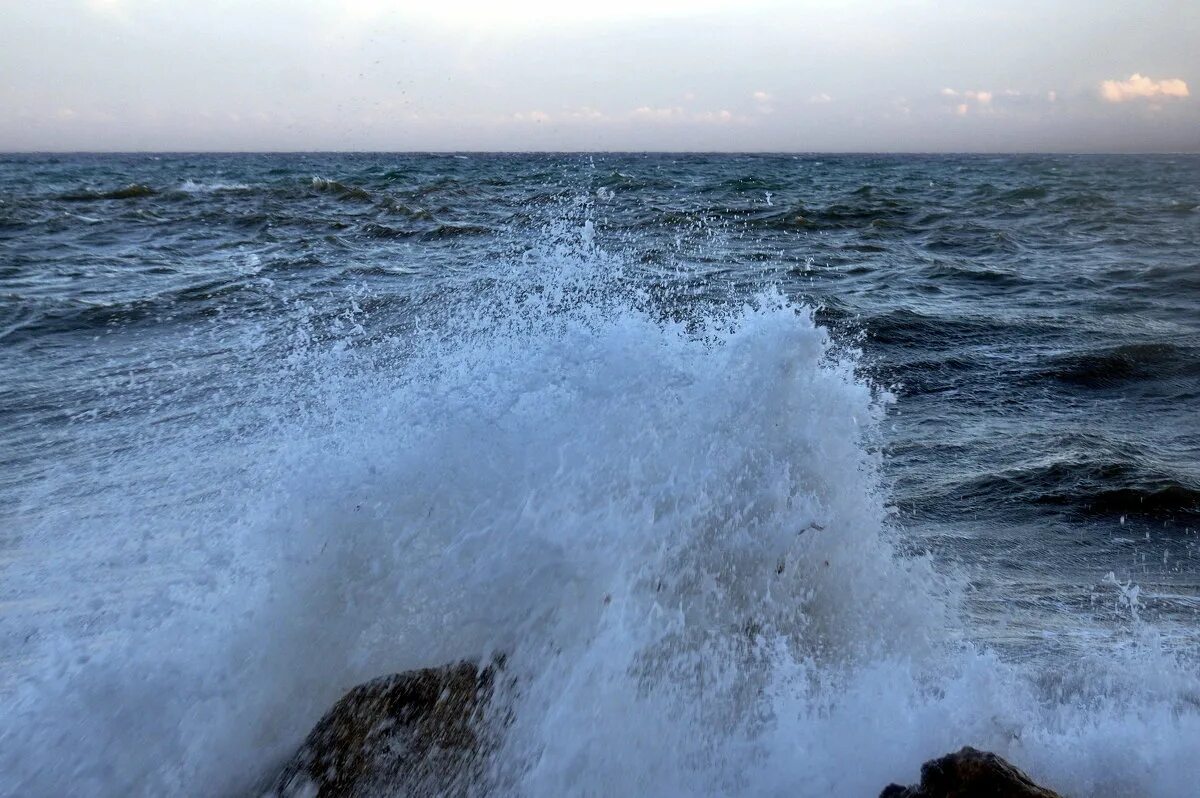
[1100,74,1189,103]
[631,106,743,124]
[941,87,995,113]
[939,85,1061,117]
[567,106,604,121]
[695,109,736,123]
[751,90,775,115]
[944,88,992,104]
[632,105,685,121]
[809,92,833,104]
[508,105,745,128]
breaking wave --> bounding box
[60,183,158,201]
[1,219,1198,797]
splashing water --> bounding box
[1103,572,1143,624]
[2,214,1199,797]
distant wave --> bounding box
[359,221,493,241]
[1039,343,1200,389]
[178,179,252,194]
[928,452,1200,519]
[309,176,373,202]
[60,183,157,201]
[997,185,1050,201]
[1054,483,1200,516]
[920,261,1027,287]
[0,278,272,343]
[746,199,915,231]
[59,181,253,202]
[855,307,1009,347]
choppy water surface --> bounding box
[1,153,1198,796]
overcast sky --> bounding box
[2,0,1197,152]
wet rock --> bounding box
[880,746,1062,798]
[268,660,501,798]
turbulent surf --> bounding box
[1,153,1198,796]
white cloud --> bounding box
[568,106,604,120]
[941,86,1066,116]
[509,104,744,127]
[944,88,992,103]
[751,90,775,115]
[632,105,685,121]
[942,87,994,107]
[631,106,742,124]
[696,109,736,123]
[809,92,833,104]
[512,110,551,123]
[1100,73,1189,103]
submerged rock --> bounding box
[880,746,1062,798]
[268,660,501,798]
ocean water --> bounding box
[0,153,1198,796]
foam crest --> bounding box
[178,179,252,193]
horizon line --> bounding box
[4,149,1200,157]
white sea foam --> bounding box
[178,179,251,193]
[1,218,1198,796]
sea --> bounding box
[1,153,1198,796]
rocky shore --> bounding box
[266,661,503,797]
[265,661,1063,797]
[881,747,1062,798]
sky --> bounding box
[1,0,1198,152]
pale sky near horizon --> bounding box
[2,0,1198,152]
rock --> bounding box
[880,746,1062,798]
[267,660,503,798]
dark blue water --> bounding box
[2,154,1199,796]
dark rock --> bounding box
[881,746,1062,798]
[268,660,503,798]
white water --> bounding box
[178,179,253,193]
[2,223,1199,796]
